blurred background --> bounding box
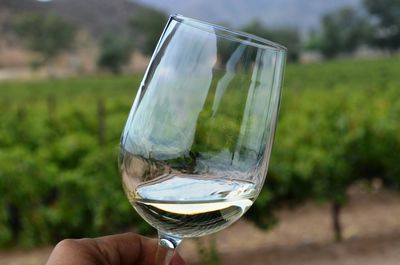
[0,0,399,264]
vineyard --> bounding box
[1,57,400,248]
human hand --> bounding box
[46,233,186,265]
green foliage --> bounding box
[315,7,372,58]
[129,7,168,55]
[196,237,221,265]
[363,0,400,50]
[305,29,321,51]
[1,57,400,247]
[193,83,246,154]
[247,57,400,230]
[241,21,301,62]
[307,1,400,57]
[12,13,76,62]
[98,36,132,74]
[0,75,149,247]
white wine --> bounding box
[124,174,257,238]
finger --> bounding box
[170,254,186,265]
[46,233,186,265]
[90,233,186,265]
[92,233,156,265]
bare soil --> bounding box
[1,189,400,265]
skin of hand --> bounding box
[46,233,186,265]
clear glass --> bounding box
[119,14,286,265]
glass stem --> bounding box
[154,231,182,265]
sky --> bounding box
[136,0,361,31]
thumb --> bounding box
[46,233,186,265]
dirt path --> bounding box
[184,188,400,264]
[0,248,51,265]
[222,232,400,265]
[1,189,399,265]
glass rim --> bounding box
[171,14,287,52]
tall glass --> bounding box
[119,14,286,265]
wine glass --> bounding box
[119,14,286,265]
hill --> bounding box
[0,0,144,36]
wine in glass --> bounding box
[119,14,286,265]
